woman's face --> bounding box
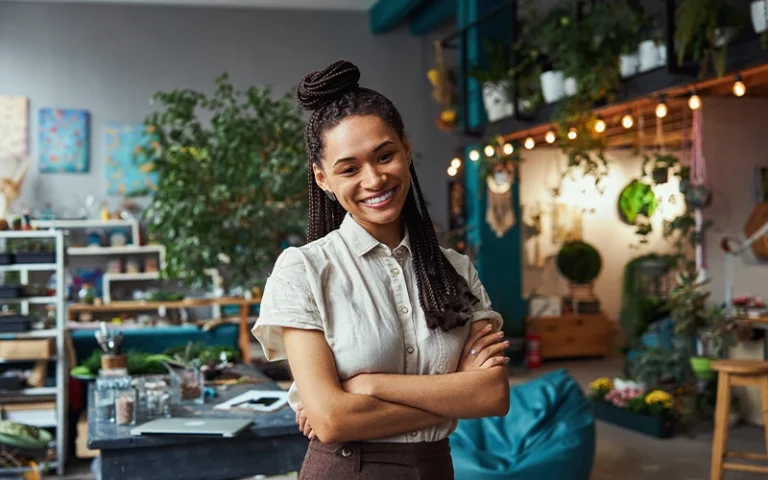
[313,115,411,230]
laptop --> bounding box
[130,417,253,438]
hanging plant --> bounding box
[428,41,459,131]
[556,240,603,285]
[619,180,659,225]
[675,0,744,78]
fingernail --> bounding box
[503,341,509,347]
[504,357,510,363]
[485,325,492,331]
[497,332,504,338]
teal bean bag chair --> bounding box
[450,368,595,480]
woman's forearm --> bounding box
[357,367,510,419]
[321,393,447,443]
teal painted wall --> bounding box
[460,0,525,337]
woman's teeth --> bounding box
[363,189,395,205]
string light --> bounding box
[621,111,634,129]
[733,73,746,97]
[450,157,461,169]
[545,130,556,144]
[524,136,535,150]
[469,149,480,161]
[502,143,514,155]
[484,145,495,157]
[447,165,458,176]
[655,96,668,118]
[594,117,606,134]
[567,128,577,140]
[688,90,702,110]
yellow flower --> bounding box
[589,377,613,391]
[441,109,457,124]
[645,390,674,409]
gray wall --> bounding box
[0,1,452,229]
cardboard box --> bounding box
[0,338,54,360]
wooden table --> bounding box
[88,365,306,480]
[69,296,261,363]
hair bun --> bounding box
[297,60,361,111]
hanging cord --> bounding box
[655,109,666,154]
[691,109,707,186]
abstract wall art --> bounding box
[38,108,89,173]
[104,123,158,196]
[0,96,29,159]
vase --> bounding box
[619,54,640,78]
[638,40,660,72]
[540,70,565,104]
[690,356,715,381]
[482,81,514,123]
[564,77,577,97]
[753,0,768,33]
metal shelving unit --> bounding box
[0,230,67,476]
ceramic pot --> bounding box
[752,0,768,33]
[620,54,640,78]
[540,70,565,104]
[482,81,514,122]
[639,40,660,72]
[690,356,715,381]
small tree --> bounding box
[140,73,308,288]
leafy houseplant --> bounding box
[619,180,658,241]
[556,240,602,286]
[139,73,308,289]
[675,0,744,78]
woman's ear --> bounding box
[401,135,413,162]
[312,163,330,192]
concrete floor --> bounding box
[49,357,766,480]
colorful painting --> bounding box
[104,123,158,196]
[38,108,89,173]
[0,96,29,159]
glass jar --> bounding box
[170,366,204,405]
[78,283,96,304]
[115,389,137,426]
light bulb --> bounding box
[469,150,480,162]
[447,166,458,177]
[621,113,634,129]
[484,145,495,157]
[524,137,535,150]
[502,143,514,155]
[567,128,577,140]
[733,75,746,97]
[545,130,556,144]
[594,118,606,134]
[450,157,461,169]
[655,101,668,118]
[688,93,702,110]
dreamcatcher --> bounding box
[486,163,517,238]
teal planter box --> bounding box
[593,401,675,438]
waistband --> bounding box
[308,437,451,470]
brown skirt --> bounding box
[298,438,454,480]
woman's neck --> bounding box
[354,216,404,250]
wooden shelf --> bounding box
[67,245,164,255]
[68,296,261,313]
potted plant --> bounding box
[675,0,744,78]
[531,2,571,104]
[643,153,680,185]
[139,73,307,290]
[752,0,768,36]
[468,40,516,123]
[556,240,602,298]
[615,1,651,78]
[11,239,56,264]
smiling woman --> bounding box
[252,60,510,480]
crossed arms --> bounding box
[282,320,510,444]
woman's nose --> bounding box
[361,165,386,190]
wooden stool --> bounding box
[710,360,768,480]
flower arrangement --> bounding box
[588,377,676,419]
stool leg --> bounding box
[762,377,768,455]
[711,372,731,480]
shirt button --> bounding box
[400,306,410,314]
[341,448,352,458]
[406,346,415,354]
[391,267,400,275]
[395,249,405,258]
[410,430,418,437]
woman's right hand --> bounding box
[457,322,509,372]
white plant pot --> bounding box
[613,377,647,392]
[638,40,660,72]
[540,70,565,104]
[619,53,640,78]
[564,77,577,96]
[482,81,514,123]
[715,27,736,48]
[752,0,768,33]
[656,43,667,67]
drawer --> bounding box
[533,315,608,335]
[540,330,609,359]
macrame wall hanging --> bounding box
[486,164,516,238]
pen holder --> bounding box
[101,354,127,370]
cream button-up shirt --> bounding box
[252,213,503,443]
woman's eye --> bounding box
[341,167,356,175]
[379,153,393,162]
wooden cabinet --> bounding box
[529,313,611,360]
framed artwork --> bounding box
[0,96,29,159]
[104,123,158,196]
[756,166,768,203]
[38,108,89,173]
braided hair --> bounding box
[297,60,478,332]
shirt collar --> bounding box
[339,213,411,257]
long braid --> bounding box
[297,60,478,331]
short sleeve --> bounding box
[442,247,504,332]
[252,248,324,362]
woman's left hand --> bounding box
[296,406,315,439]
